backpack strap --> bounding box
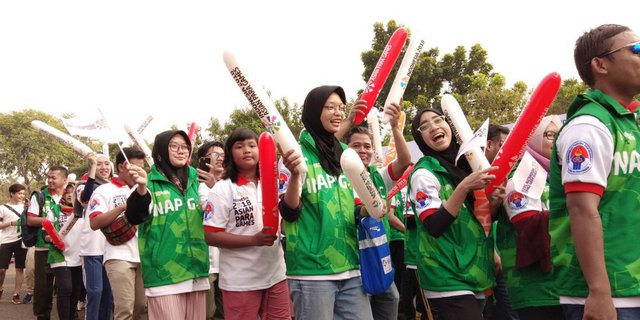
[3,204,22,218]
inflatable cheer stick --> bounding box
[486,72,561,195]
[442,95,492,236]
[367,108,384,167]
[354,27,408,125]
[187,122,198,146]
[259,132,279,235]
[341,148,384,220]
[387,164,415,200]
[124,124,154,166]
[382,37,425,124]
[223,51,307,176]
[441,95,491,171]
[31,121,93,158]
[42,219,65,251]
[383,111,406,166]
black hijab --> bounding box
[152,130,191,194]
[302,85,346,177]
[411,108,473,189]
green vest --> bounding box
[408,156,494,292]
[139,166,210,288]
[496,180,558,309]
[369,166,392,241]
[389,192,405,242]
[41,188,64,264]
[283,130,359,276]
[549,89,640,297]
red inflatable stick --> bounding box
[387,164,415,201]
[354,27,408,125]
[259,132,279,235]
[187,122,198,146]
[42,219,65,251]
[486,72,561,195]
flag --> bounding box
[61,115,109,141]
[455,118,489,165]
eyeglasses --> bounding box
[583,41,640,66]
[417,115,446,132]
[543,131,557,140]
[168,143,190,152]
[208,151,224,159]
[323,104,347,114]
[599,41,640,58]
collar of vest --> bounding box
[415,156,448,175]
[236,176,255,186]
[111,177,126,188]
[147,165,198,189]
[569,89,635,118]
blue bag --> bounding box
[358,216,394,295]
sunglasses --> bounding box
[599,41,640,58]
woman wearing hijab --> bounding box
[279,85,373,320]
[407,108,496,320]
[125,130,210,320]
[495,115,565,320]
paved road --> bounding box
[0,260,85,320]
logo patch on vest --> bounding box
[89,198,100,211]
[506,191,528,210]
[203,200,214,221]
[414,189,432,210]
[565,141,593,174]
[278,170,290,192]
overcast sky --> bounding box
[0,0,635,142]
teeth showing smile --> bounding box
[433,133,445,142]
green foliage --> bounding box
[548,78,588,116]
[0,109,100,189]
[205,97,303,145]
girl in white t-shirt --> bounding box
[203,128,291,320]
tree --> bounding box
[360,20,525,140]
[548,78,588,116]
[205,96,303,144]
[0,109,99,189]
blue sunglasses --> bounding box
[599,41,640,58]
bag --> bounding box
[21,190,45,247]
[101,214,137,246]
[358,216,394,295]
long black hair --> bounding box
[302,85,346,176]
[411,108,473,189]
[152,130,192,194]
[222,128,259,183]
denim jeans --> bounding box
[371,282,400,320]
[289,276,373,320]
[83,256,113,320]
[562,304,640,320]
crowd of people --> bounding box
[0,23,638,320]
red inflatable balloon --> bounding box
[387,164,415,201]
[42,219,65,251]
[187,122,198,146]
[354,27,408,125]
[259,132,279,235]
[486,72,562,195]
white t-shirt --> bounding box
[77,183,106,256]
[198,182,220,274]
[203,177,287,291]
[556,115,640,307]
[51,214,83,268]
[0,203,24,244]
[88,181,139,264]
[28,192,62,252]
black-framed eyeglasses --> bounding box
[168,143,190,152]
